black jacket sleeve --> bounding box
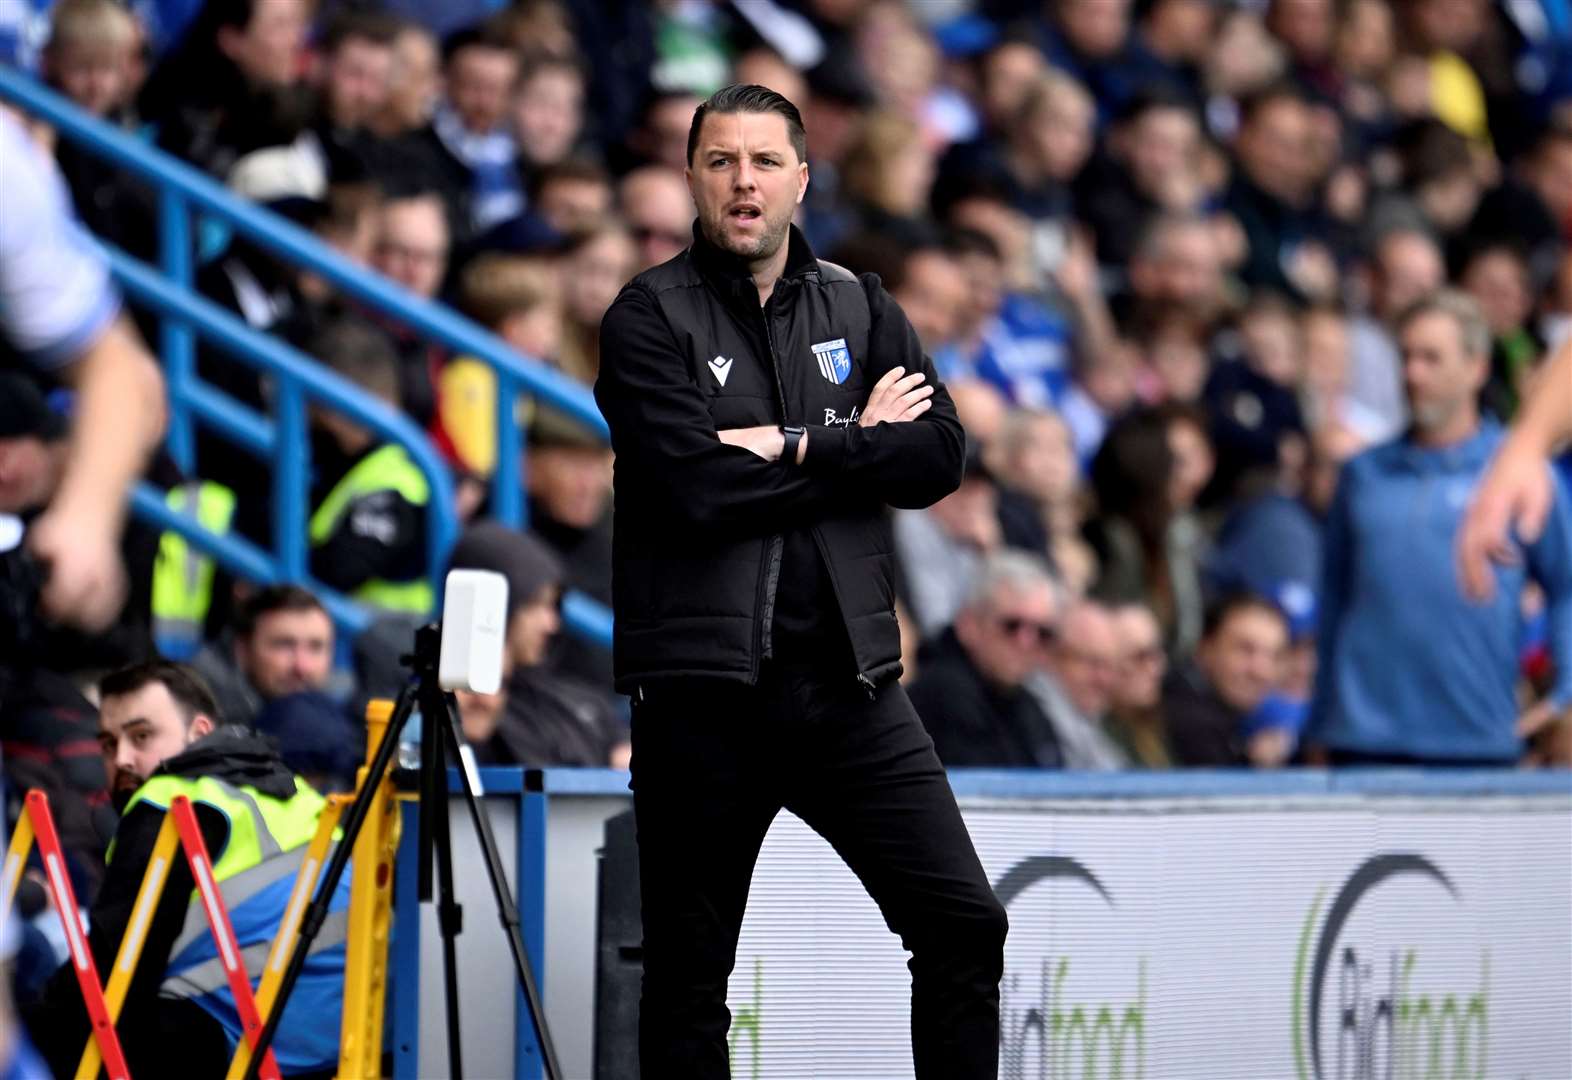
[32,801,228,1031]
[309,488,428,591]
[595,284,843,535]
[797,277,966,509]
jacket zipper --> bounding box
[810,528,878,700]
[755,292,794,668]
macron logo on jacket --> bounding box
[708,355,733,386]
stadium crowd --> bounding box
[1,0,1570,877]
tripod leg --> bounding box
[437,697,564,1080]
[424,708,466,1080]
[242,683,418,1080]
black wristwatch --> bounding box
[781,425,806,466]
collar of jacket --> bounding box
[686,221,821,305]
[153,725,299,800]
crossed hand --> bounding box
[718,366,934,462]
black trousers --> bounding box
[23,994,230,1078]
[632,662,1008,1079]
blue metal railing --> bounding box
[0,70,613,646]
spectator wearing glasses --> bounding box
[1104,601,1172,768]
[1031,599,1130,768]
[619,164,695,273]
[908,552,1065,769]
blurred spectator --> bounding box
[895,445,1001,640]
[839,110,939,247]
[1085,409,1206,656]
[43,0,159,262]
[137,0,310,178]
[885,243,971,377]
[1164,592,1289,766]
[309,10,398,172]
[908,552,1065,768]
[732,45,808,109]
[1225,83,1340,303]
[1346,226,1446,440]
[191,584,334,729]
[1459,240,1543,419]
[530,158,614,236]
[1133,307,1212,404]
[1301,302,1387,443]
[371,187,450,423]
[621,89,703,173]
[1029,598,1128,768]
[448,523,628,766]
[1131,0,1215,106]
[306,318,433,616]
[1039,0,1147,121]
[556,223,637,386]
[1078,89,1209,271]
[1104,600,1172,768]
[526,410,615,688]
[991,407,1098,595]
[424,21,524,235]
[619,165,694,272]
[1120,212,1231,335]
[368,21,440,140]
[512,51,588,174]
[1308,290,1572,765]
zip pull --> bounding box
[857,673,877,701]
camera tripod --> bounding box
[243,625,563,1080]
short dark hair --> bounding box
[686,83,806,166]
[320,11,401,55]
[1202,592,1286,641]
[236,584,329,640]
[100,661,226,727]
[308,316,401,399]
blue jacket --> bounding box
[1307,423,1572,761]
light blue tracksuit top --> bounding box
[1307,422,1572,761]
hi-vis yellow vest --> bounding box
[307,443,434,614]
[152,481,237,657]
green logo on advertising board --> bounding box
[995,856,1146,1080]
[1292,854,1489,1080]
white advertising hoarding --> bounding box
[725,797,1572,1080]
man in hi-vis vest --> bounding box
[22,661,349,1077]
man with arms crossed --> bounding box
[595,85,1007,1078]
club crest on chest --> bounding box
[811,338,852,385]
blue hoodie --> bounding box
[1308,423,1572,762]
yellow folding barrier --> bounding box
[337,698,404,1080]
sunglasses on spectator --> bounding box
[994,616,1057,646]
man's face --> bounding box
[1058,0,1131,58]
[686,110,808,265]
[1376,234,1445,322]
[236,608,334,699]
[0,435,61,513]
[1135,223,1221,307]
[375,197,449,299]
[621,169,694,272]
[1400,310,1486,436]
[218,0,306,87]
[1124,107,1199,200]
[513,66,583,166]
[382,29,440,131]
[1198,608,1287,713]
[324,36,393,131]
[99,683,211,806]
[536,177,613,236]
[528,445,613,529]
[447,46,518,135]
[507,585,561,668]
[49,41,132,116]
[892,251,969,350]
[958,583,1059,689]
[1049,606,1121,719]
[1239,97,1312,203]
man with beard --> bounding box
[595,84,1006,1078]
[22,662,347,1077]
